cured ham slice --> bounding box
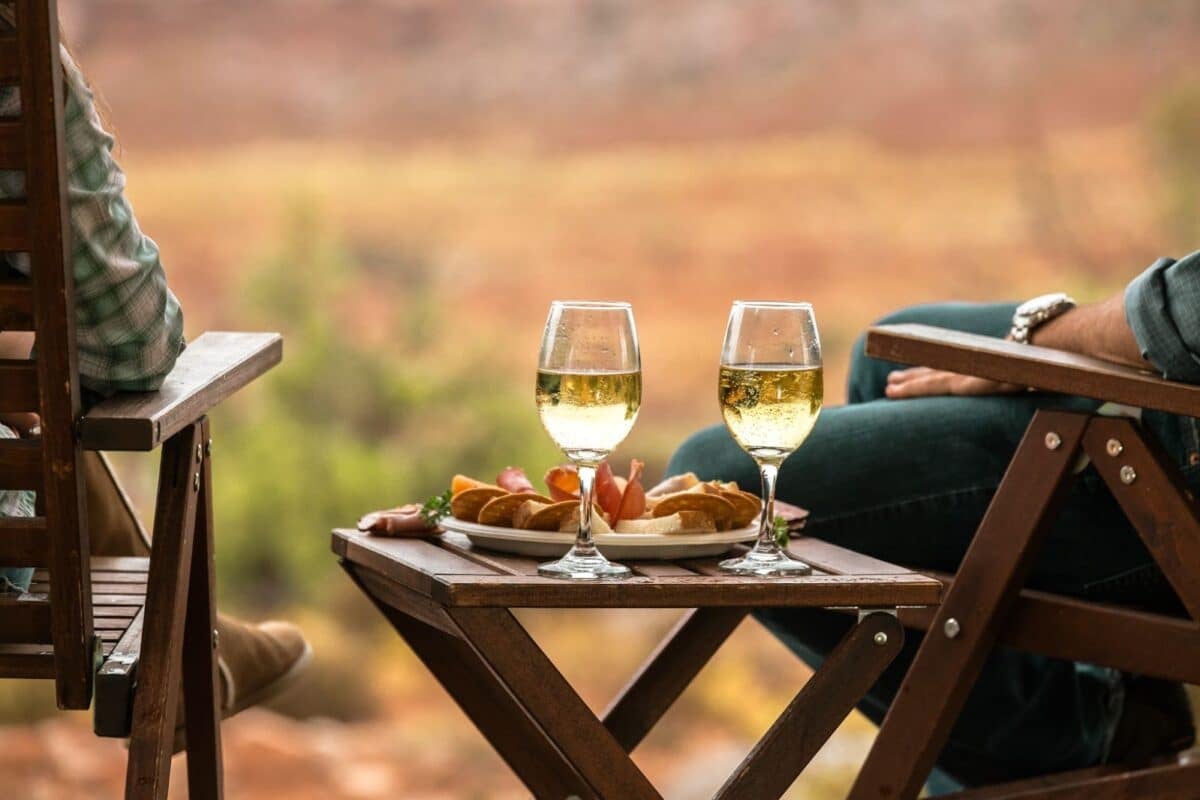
[497,466,535,493]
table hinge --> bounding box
[857,607,899,622]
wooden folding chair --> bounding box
[845,323,1200,799]
[0,1,281,797]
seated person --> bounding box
[0,13,310,729]
[670,270,1199,790]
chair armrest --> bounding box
[79,331,282,451]
[865,323,1200,418]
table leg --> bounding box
[451,606,664,800]
[603,607,747,753]
[715,611,904,800]
[347,569,597,800]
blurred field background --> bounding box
[3,0,1200,797]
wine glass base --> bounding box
[719,549,812,577]
[538,551,632,580]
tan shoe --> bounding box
[174,614,311,751]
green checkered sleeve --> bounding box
[0,47,184,395]
[1124,251,1200,384]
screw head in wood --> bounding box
[873,632,888,646]
[212,629,219,650]
[1106,438,1123,457]
[193,472,201,491]
[944,618,961,639]
[196,443,203,463]
[1120,465,1137,485]
[1044,432,1061,450]
[205,438,213,457]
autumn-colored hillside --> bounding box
[61,0,1200,151]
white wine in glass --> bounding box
[718,302,823,576]
[535,301,641,580]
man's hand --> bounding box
[885,366,1022,399]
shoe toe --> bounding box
[218,615,311,713]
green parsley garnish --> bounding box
[773,514,790,549]
[421,489,453,524]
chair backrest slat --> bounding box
[0,518,47,566]
[0,437,40,490]
[0,595,50,643]
[0,31,16,81]
[0,358,37,409]
[0,279,32,329]
[0,120,23,168]
[0,201,30,249]
[0,0,94,710]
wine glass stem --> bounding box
[575,464,598,555]
[755,461,780,552]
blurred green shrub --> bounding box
[0,679,59,725]
[1147,78,1200,249]
[209,203,561,612]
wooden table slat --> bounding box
[787,537,916,576]
[434,573,942,608]
[435,533,540,576]
[682,554,833,579]
[627,562,699,577]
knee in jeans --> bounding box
[848,304,942,397]
[666,426,715,477]
[847,330,871,387]
[873,303,944,328]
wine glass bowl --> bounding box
[535,301,640,580]
[718,301,823,576]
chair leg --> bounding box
[125,423,204,800]
[182,419,224,799]
[942,753,1200,799]
[850,410,1089,800]
[1082,417,1200,621]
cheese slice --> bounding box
[614,511,716,535]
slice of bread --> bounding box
[614,511,716,534]
[514,499,578,531]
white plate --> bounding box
[439,517,758,560]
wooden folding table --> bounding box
[333,528,942,799]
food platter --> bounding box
[439,516,758,560]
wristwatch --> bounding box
[1009,292,1076,344]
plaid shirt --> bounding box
[0,46,184,546]
[0,47,184,396]
[1125,252,1200,384]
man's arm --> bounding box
[890,252,1200,398]
[1025,293,1144,367]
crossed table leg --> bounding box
[347,559,903,800]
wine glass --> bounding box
[717,301,823,576]
[535,301,641,580]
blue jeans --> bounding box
[668,302,1191,790]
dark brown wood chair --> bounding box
[0,1,281,797]
[846,324,1200,799]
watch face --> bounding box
[1016,294,1055,317]
[1016,292,1069,318]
